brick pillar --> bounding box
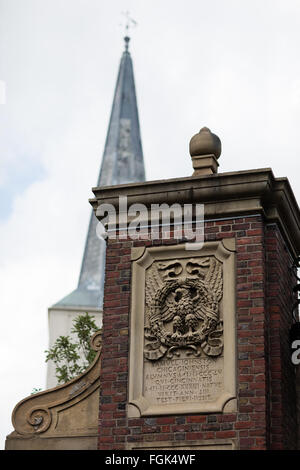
[88,164,300,451]
[265,224,297,449]
[96,214,297,450]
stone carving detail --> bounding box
[144,257,223,361]
[128,242,236,417]
[8,330,102,439]
[28,407,52,434]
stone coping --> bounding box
[89,168,300,257]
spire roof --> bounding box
[53,38,145,308]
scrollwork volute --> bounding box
[27,407,52,433]
[10,330,102,438]
[90,329,102,351]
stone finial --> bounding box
[189,127,222,176]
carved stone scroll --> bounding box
[128,240,237,417]
[5,331,102,450]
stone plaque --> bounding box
[128,240,237,417]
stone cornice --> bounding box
[89,168,300,257]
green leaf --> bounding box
[44,313,101,385]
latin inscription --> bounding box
[143,356,223,404]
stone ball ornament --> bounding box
[189,127,222,159]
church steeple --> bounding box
[96,35,145,187]
[53,37,145,309]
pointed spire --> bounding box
[97,36,145,187]
[53,38,145,308]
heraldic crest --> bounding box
[144,256,223,361]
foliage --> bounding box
[45,313,100,385]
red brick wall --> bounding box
[98,216,297,450]
[265,224,297,449]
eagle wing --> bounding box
[192,258,223,321]
[145,265,163,325]
[160,293,178,323]
[205,257,223,302]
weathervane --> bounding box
[119,11,137,51]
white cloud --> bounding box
[1,0,300,448]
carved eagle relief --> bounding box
[144,257,223,361]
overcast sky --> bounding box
[1,0,300,449]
